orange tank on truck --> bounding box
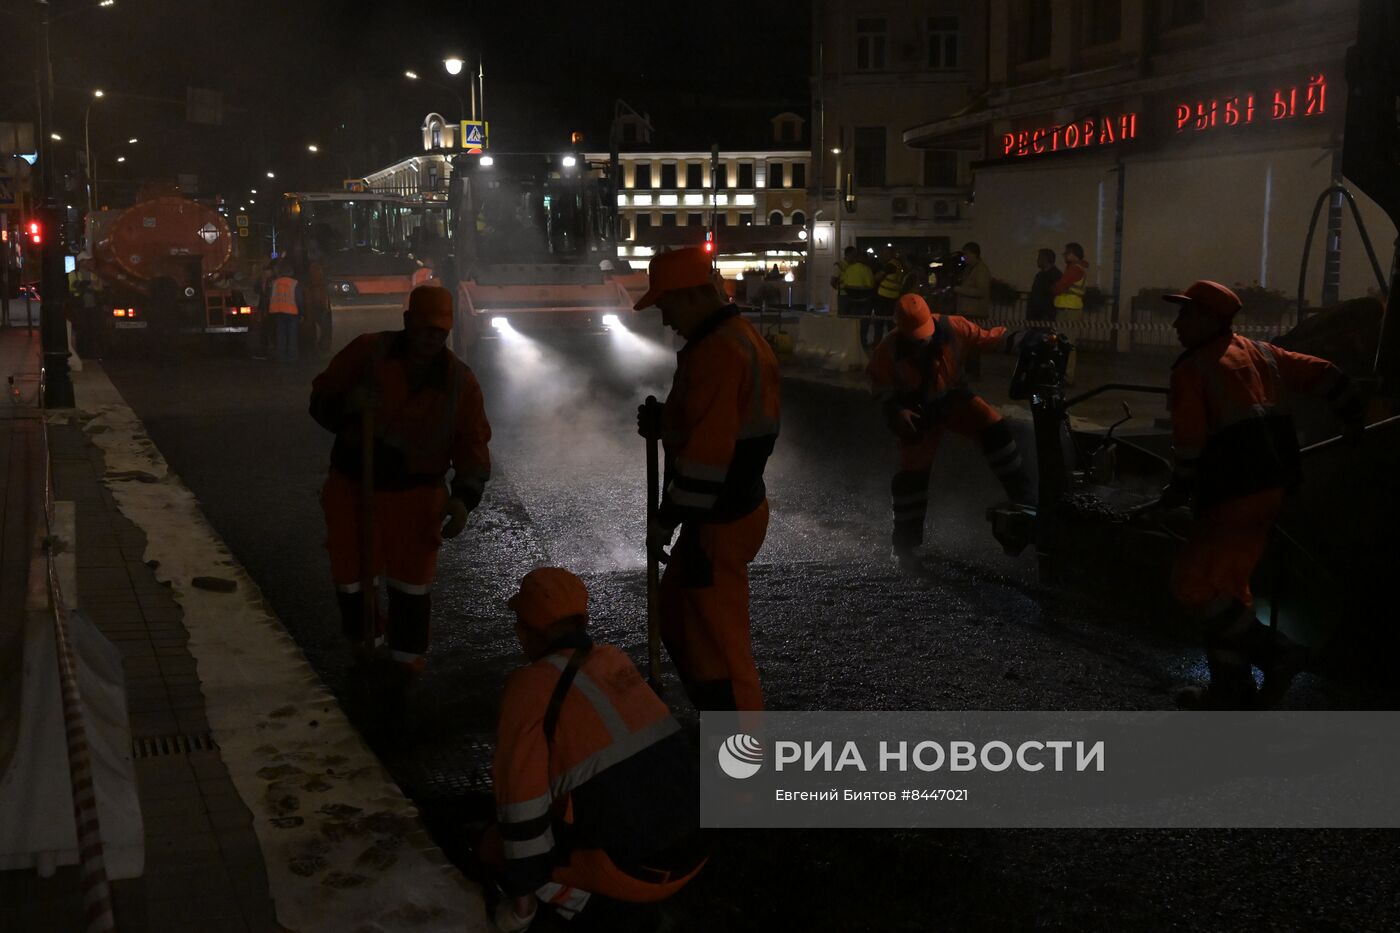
[90,197,252,336]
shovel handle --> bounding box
[644,395,663,690]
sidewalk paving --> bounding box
[1,328,481,932]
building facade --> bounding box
[809,0,990,309]
[904,0,1391,331]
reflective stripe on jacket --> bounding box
[660,307,781,525]
[269,276,300,315]
[309,331,492,502]
[1169,332,1360,508]
[493,641,696,896]
[867,314,1007,422]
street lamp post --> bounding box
[35,0,73,406]
[83,88,103,213]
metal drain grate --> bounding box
[389,738,495,800]
[132,732,219,759]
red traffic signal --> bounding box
[704,230,714,253]
[27,221,40,245]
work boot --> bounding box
[891,546,923,576]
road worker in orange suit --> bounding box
[309,284,491,677]
[484,568,705,932]
[1156,280,1364,709]
[869,293,1034,568]
[634,247,781,712]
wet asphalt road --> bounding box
[101,326,1399,932]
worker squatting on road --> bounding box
[868,293,1034,568]
[1157,280,1364,710]
[309,285,492,677]
[485,568,706,932]
[635,247,781,712]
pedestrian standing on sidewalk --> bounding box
[952,242,992,318]
[1051,243,1090,383]
[253,260,277,360]
[309,284,492,683]
[1027,248,1060,323]
[266,262,305,363]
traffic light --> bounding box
[27,220,41,245]
[704,230,714,254]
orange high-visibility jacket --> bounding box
[867,314,1008,421]
[660,307,781,525]
[492,640,698,897]
[268,276,301,315]
[1169,332,1359,508]
[309,331,491,504]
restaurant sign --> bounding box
[999,72,1329,160]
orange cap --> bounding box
[1164,280,1241,319]
[403,284,453,331]
[633,247,713,310]
[895,293,936,340]
[508,567,589,631]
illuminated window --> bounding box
[1019,0,1052,62]
[927,16,959,69]
[1084,0,1121,45]
[855,17,886,71]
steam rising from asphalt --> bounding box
[483,324,673,572]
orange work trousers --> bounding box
[659,501,770,711]
[321,470,446,668]
[1171,487,1285,617]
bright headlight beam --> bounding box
[490,316,508,330]
[601,314,620,328]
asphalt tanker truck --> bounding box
[89,195,252,345]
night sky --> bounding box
[21,0,809,203]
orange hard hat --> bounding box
[895,293,936,340]
[633,246,713,310]
[403,284,453,331]
[1164,280,1241,319]
[508,567,589,632]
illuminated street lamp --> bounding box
[50,133,61,141]
[83,88,104,212]
[266,171,275,178]
[115,155,125,163]
[444,57,464,76]
[127,137,137,144]
[307,144,319,153]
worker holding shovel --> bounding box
[634,247,781,712]
[310,285,492,690]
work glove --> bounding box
[441,497,471,539]
[493,896,536,932]
[636,400,664,441]
[892,408,923,441]
[647,517,677,563]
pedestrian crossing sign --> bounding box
[460,120,489,150]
